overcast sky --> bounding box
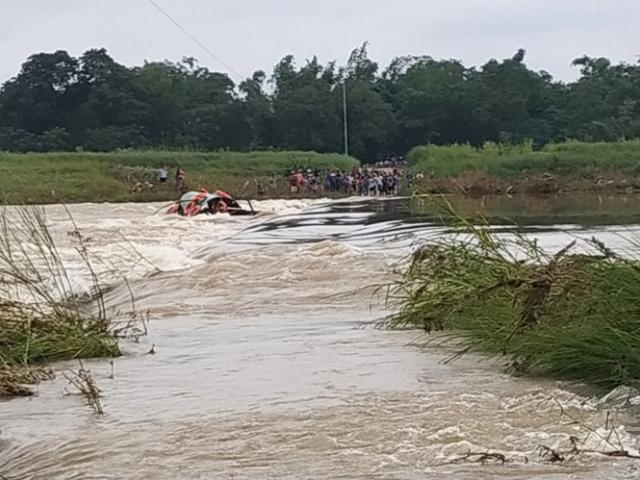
[2,0,639,84]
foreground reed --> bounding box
[384,209,640,389]
[0,206,122,397]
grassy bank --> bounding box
[408,140,640,178]
[409,193,640,226]
[0,150,359,204]
[0,207,123,397]
[385,212,640,389]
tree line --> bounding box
[1,45,639,161]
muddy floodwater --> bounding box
[2,196,640,479]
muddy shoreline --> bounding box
[416,170,640,197]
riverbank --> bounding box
[4,141,640,204]
[385,213,640,389]
[0,150,358,204]
[410,193,640,226]
[410,140,640,196]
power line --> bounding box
[146,0,245,80]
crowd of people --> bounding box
[286,157,409,196]
[286,166,408,196]
[157,158,411,197]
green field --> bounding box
[0,150,359,204]
[408,140,640,177]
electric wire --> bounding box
[146,0,245,80]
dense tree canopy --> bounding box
[1,45,639,160]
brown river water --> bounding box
[2,197,640,479]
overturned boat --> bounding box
[167,189,256,217]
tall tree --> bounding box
[0,50,78,134]
[270,55,341,152]
[2,47,640,156]
[566,56,640,141]
[239,70,274,148]
[342,43,396,161]
[390,56,471,150]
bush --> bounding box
[0,127,40,152]
[83,126,150,151]
[39,127,72,151]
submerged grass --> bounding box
[385,203,640,389]
[0,206,122,397]
[64,362,104,415]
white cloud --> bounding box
[1,0,638,83]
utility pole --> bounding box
[342,81,349,157]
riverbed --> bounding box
[2,197,640,479]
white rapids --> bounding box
[1,198,640,480]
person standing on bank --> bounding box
[158,165,168,183]
[175,167,186,190]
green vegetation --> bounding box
[0,150,358,204]
[408,140,640,177]
[385,212,640,389]
[1,314,118,367]
[0,207,123,396]
[1,45,640,161]
[75,150,358,173]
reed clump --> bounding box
[0,206,122,397]
[385,211,640,389]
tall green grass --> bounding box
[407,140,640,177]
[385,210,640,389]
[92,150,358,174]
